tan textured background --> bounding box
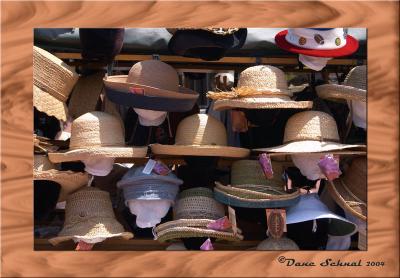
[1,1,399,277]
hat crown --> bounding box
[65,188,116,222]
[127,60,179,92]
[120,166,180,183]
[175,114,228,146]
[174,188,225,220]
[231,160,283,186]
[283,111,340,143]
[342,157,366,202]
[33,46,78,102]
[70,111,125,149]
[34,155,56,172]
[237,65,288,92]
[344,65,366,90]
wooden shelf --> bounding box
[34,238,259,251]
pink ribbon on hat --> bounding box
[206,216,232,231]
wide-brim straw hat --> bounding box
[48,111,147,163]
[33,46,79,121]
[286,193,358,237]
[151,114,250,158]
[154,188,243,242]
[103,60,199,112]
[34,155,89,202]
[254,111,366,154]
[316,65,366,102]
[49,187,133,245]
[214,160,301,208]
[208,65,313,111]
[329,157,367,221]
[256,237,300,250]
[275,28,359,58]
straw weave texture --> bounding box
[174,196,225,220]
[256,237,300,250]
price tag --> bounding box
[266,209,287,238]
[75,241,95,251]
[228,206,238,236]
[142,159,157,175]
[129,87,145,95]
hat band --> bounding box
[207,87,290,100]
[283,137,340,144]
[34,83,69,102]
[69,142,126,149]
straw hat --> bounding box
[34,155,89,202]
[254,111,366,154]
[214,160,300,208]
[275,28,359,58]
[329,157,366,221]
[33,46,79,121]
[49,187,133,245]
[103,60,199,112]
[48,111,147,163]
[316,65,366,102]
[154,188,243,242]
[256,237,300,250]
[151,114,249,158]
[207,65,313,111]
[167,28,240,36]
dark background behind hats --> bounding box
[34,28,367,59]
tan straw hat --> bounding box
[316,65,366,102]
[151,114,250,158]
[49,187,133,245]
[48,111,148,163]
[329,157,367,221]
[34,155,89,202]
[207,65,313,111]
[154,187,243,242]
[214,160,300,208]
[33,46,79,121]
[254,111,366,154]
[256,237,300,250]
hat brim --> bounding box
[103,76,199,112]
[316,84,366,102]
[34,169,89,202]
[275,30,359,58]
[328,180,367,221]
[118,175,183,188]
[155,219,243,242]
[150,144,250,158]
[48,146,148,163]
[214,187,301,208]
[213,97,313,111]
[33,85,68,121]
[49,218,133,245]
[253,140,366,154]
[286,194,358,237]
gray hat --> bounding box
[286,193,358,237]
[117,166,183,203]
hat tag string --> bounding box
[87,175,94,187]
[312,219,318,233]
[152,226,158,240]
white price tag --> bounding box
[142,159,156,174]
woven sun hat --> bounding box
[167,28,247,61]
[254,110,366,154]
[151,114,250,158]
[34,154,89,202]
[214,160,301,208]
[103,60,199,112]
[33,46,79,122]
[207,65,313,111]
[117,165,183,202]
[316,65,366,102]
[286,193,357,237]
[154,187,243,242]
[275,28,359,58]
[49,187,133,245]
[256,237,300,250]
[48,111,148,163]
[329,157,366,222]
